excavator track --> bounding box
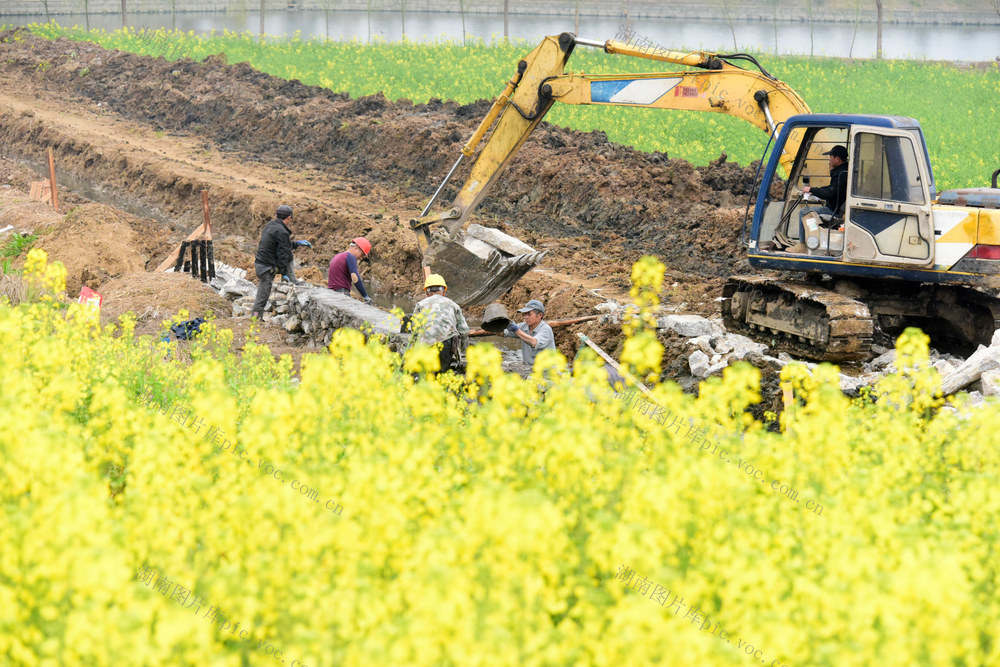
[863,282,1000,356]
[722,276,874,362]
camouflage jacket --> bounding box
[411,294,470,352]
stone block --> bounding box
[688,350,710,378]
[725,334,768,362]
[466,223,537,256]
[711,335,733,355]
[687,335,713,355]
[870,349,896,372]
[981,369,1000,397]
[932,358,956,379]
[221,277,256,300]
[658,314,714,338]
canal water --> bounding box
[4,9,1000,62]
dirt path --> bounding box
[0,29,760,365]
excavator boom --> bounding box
[412,32,811,306]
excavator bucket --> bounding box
[424,224,546,307]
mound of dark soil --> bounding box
[0,30,757,286]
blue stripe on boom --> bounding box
[590,80,633,103]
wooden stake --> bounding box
[191,240,200,279]
[200,190,216,279]
[47,147,58,213]
[155,220,209,272]
[201,190,212,240]
[199,240,209,282]
[156,190,217,274]
[173,241,188,273]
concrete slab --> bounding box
[300,286,402,337]
[466,223,537,256]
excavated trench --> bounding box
[0,28,793,404]
[9,149,173,222]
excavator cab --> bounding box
[752,115,936,270]
[759,125,850,256]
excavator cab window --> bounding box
[851,133,926,205]
[842,126,933,265]
[797,128,849,193]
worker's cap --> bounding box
[276,204,293,217]
[823,145,848,160]
[518,299,545,314]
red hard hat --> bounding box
[352,237,371,257]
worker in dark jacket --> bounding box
[783,144,850,253]
[252,204,312,318]
[804,144,849,215]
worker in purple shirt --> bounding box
[328,237,373,304]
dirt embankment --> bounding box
[0,29,760,371]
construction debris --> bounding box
[940,331,1000,396]
[207,261,406,350]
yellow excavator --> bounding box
[413,33,1000,361]
[411,32,808,306]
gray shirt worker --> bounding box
[503,298,557,366]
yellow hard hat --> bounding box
[424,273,447,290]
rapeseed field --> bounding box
[3,249,999,665]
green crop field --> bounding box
[29,24,1000,190]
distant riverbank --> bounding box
[4,0,1000,27]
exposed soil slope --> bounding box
[0,29,759,365]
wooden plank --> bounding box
[201,190,212,240]
[29,181,50,203]
[576,332,656,401]
[154,220,209,272]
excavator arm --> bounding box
[412,32,811,306]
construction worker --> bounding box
[252,204,311,318]
[504,299,556,367]
[328,237,372,304]
[410,273,470,373]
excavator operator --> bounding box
[781,144,849,253]
[804,144,849,215]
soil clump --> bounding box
[98,271,231,331]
